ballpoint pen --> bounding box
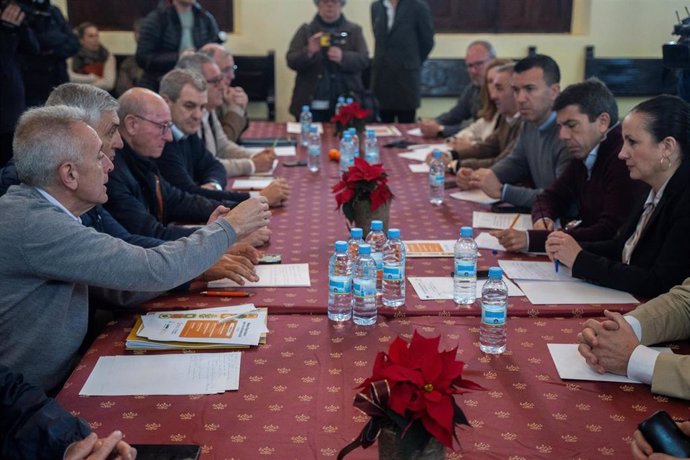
[201,291,253,297]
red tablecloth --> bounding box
[58,314,689,459]
[145,122,638,318]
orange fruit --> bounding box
[328,148,340,161]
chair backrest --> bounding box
[233,51,276,121]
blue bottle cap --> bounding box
[488,267,503,279]
[309,125,318,133]
[351,227,363,239]
[301,105,309,112]
[358,244,371,255]
[346,97,354,104]
[433,149,442,159]
[337,96,345,102]
[343,132,352,140]
[371,220,383,231]
[460,226,473,238]
[367,129,375,137]
[388,228,400,239]
[335,240,348,252]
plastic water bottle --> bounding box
[365,220,387,300]
[429,149,445,205]
[345,97,354,105]
[347,227,364,261]
[339,132,354,174]
[453,226,478,305]
[348,127,360,159]
[335,96,346,115]
[307,125,320,172]
[480,267,508,354]
[382,228,406,307]
[299,105,312,147]
[364,129,380,164]
[353,244,377,325]
[328,241,352,322]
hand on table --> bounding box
[251,149,276,173]
[222,197,271,239]
[489,229,527,252]
[448,135,473,152]
[260,178,290,207]
[469,168,502,198]
[419,119,442,138]
[228,241,260,264]
[544,231,581,267]
[64,431,136,460]
[456,167,475,190]
[203,253,258,284]
[239,226,271,247]
[577,310,639,376]
[631,421,690,460]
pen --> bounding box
[508,213,521,230]
[217,309,259,324]
[271,138,279,149]
[554,259,559,273]
[201,291,253,298]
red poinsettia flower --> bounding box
[331,102,371,127]
[332,158,393,221]
[358,331,483,449]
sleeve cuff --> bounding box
[624,315,643,341]
[501,184,509,201]
[627,344,659,385]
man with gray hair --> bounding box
[419,40,496,138]
[157,67,289,207]
[0,104,270,391]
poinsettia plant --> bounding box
[331,101,370,137]
[332,157,393,222]
[338,331,483,459]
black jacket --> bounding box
[105,141,224,241]
[370,0,434,111]
[136,2,221,91]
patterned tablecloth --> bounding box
[145,122,639,317]
[58,314,689,459]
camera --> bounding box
[320,31,349,48]
[663,9,690,68]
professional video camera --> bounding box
[664,8,690,68]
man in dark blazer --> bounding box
[370,0,434,122]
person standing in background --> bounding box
[370,0,434,123]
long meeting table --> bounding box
[56,122,685,459]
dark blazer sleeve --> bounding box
[0,365,91,459]
[99,208,164,248]
[415,0,434,62]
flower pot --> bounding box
[377,427,446,460]
[352,199,390,236]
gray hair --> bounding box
[468,40,497,59]
[176,52,215,77]
[13,105,90,187]
[312,0,346,5]
[46,83,118,128]
[199,43,230,60]
[159,68,207,102]
[495,62,515,75]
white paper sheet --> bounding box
[404,240,456,258]
[253,160,279,176]
[548,344,670,383]
[472,211,532,230]
[408,276,523,300]
[409,143,449,152]
[232,178,274,190]
[498,260,573,281]
[80,352,242,395]
[406,127,423,136]
[365,125,401,136]
[517,280,639,305]
[208,263,311,288]
[398,150,430,162]
[450,190,500,205]
[286,122,323,134]
[408,163,430,173]
[475,232,505,251]
[272,146,297,157]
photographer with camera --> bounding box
[286,0,368,122]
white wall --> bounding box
[54,0,687,120]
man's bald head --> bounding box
[118,88,173,158]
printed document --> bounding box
[208,263,311,288]
[498,260,573,281]
[450,190,499,205]
[232,178,274,190]
[247,146,296,158]
[516,280,639,305]
[472,211,532,230]
[408,276,523,300]
[548,344,670,383]
[404,240,456,258]
[80,352,242,395]
[398,150,430,162]
[287,122,323,134]
[408,163,430,173]
[365,125,401,137]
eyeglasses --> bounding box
[466,59,489,70]
[221,64,238,77]
[206,74,225,86]
[131,114,173,136]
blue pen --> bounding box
[554,259,559,273]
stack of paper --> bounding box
[80,352,242,395]
[287,122,323,134]
[472,211,532,230]
[404,240,456,258]
[126,305,268,350]
[450,190,499,205]
[365,125,401,136]
[232,178,274,190]
[408,276,524,300]
[208,263,311,288]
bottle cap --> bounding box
[309,125,318,133]
[433,149,442,159]
[371,220,383,231]
[346,97,354,104]
[351,227,363,239]
[343,132,352,140]
[348,127,357,135]
[367,129,375,137]
[488,267,503,279]
[335,240,348,252]
[388,228,400,239]
[301,105,309,112]
[460,226,473,238]
[358,243,371,255]
[337,96,345,102]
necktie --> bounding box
[622,202,655,264]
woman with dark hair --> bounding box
[547,94,690,298]
[68,22,115,91]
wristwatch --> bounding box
[209,182,223,191]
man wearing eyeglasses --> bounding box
[200,43,248,143]
[419,41,496,138]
